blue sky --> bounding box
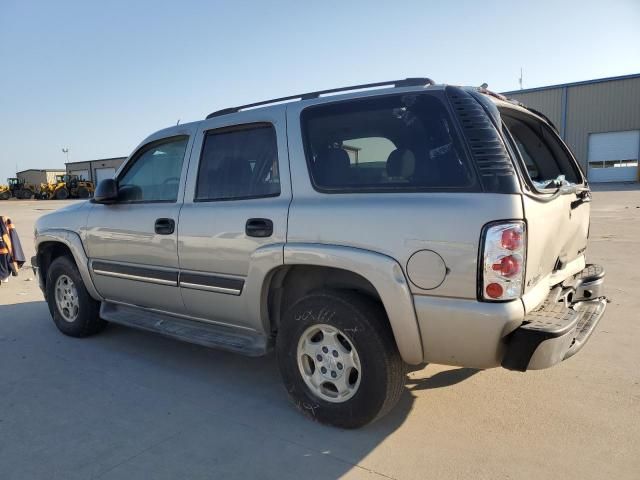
[1,0,639,182]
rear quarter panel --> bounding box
[286,101,524,299]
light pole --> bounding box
[62,147,69,164]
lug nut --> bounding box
[321,366,327,374]
[316,354,323,361]
[332,350,338,357]
[322,346,328,353]
[331,371,337,378]
[337,363,343,370]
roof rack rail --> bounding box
[205,77,435,119]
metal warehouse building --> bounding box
[66,157,127,185]
[503,73,640,183]
[16,168,66,186]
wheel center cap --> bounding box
[317,346,344,380]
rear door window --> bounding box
[501,109,584,188]
[195,124,280,201]
[301,93,475,192]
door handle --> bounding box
[245,218,273,238]
[154,218,175,235]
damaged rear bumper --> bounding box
[502,264,607,371]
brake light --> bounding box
[501,228,522,250]
[492,255,522,278]
[481,222,526,301]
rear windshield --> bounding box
[501,108,583,188]
[301,93,475,192]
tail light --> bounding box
[480,221,526,301]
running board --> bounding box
[100,302,269,356]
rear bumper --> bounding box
[502,264,607,371]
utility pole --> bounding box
[62,147,69,164]
[519,67,523,90]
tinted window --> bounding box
[301,93,473,191]
[195,124,280,201]
[118,136,188,202]
[501,110,582,187]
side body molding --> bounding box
[36,229,103,301]
[283,243,424,365]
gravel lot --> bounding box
[1,187,639,480]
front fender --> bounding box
[36,229,103,301]
[282,243,424,365]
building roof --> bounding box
[17,168,65,174]
[65,157,127,166]
[502,72,640,95]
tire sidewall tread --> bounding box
[46,255,105,337]
[276,290,406,429]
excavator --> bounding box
[40,174,95,200]
[0,178,38,200]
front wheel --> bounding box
[276,290,406,428]
[46,256,106,337]
[55,188,69,200]
[77,187,90,199]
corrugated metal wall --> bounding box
[564,77,640,165]
[504,76,640,171]
[508,88,564,129]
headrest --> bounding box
[386,149,416,178]
[315,148,350,185]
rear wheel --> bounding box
[55,188,69,200]
[77,186,90,199]
[46,256,106,337]
[0,191,9,200]
[276,290,406,428]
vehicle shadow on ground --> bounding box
[406,367,480,391]
[0,300,479,479]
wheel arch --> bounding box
[36,230,102,301]
[255,243,424,365]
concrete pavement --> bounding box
[0,190,638,479]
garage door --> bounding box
[94,167,116,185]
[587,130,639,183]
[70,169,90,181]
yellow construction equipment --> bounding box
[41,174,95,200]
[0,178,38,199]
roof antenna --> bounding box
[176,119,180,125]
[519,67,523,90]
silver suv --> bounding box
[33,78,607,428]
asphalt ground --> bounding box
[0,186,638,479]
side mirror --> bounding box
[93,179,119,204]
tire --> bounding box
[0,191,9,200]
[55,188,69,200]
[46,255,106,337]
[77,187,90,199]
[276,290,407,429]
